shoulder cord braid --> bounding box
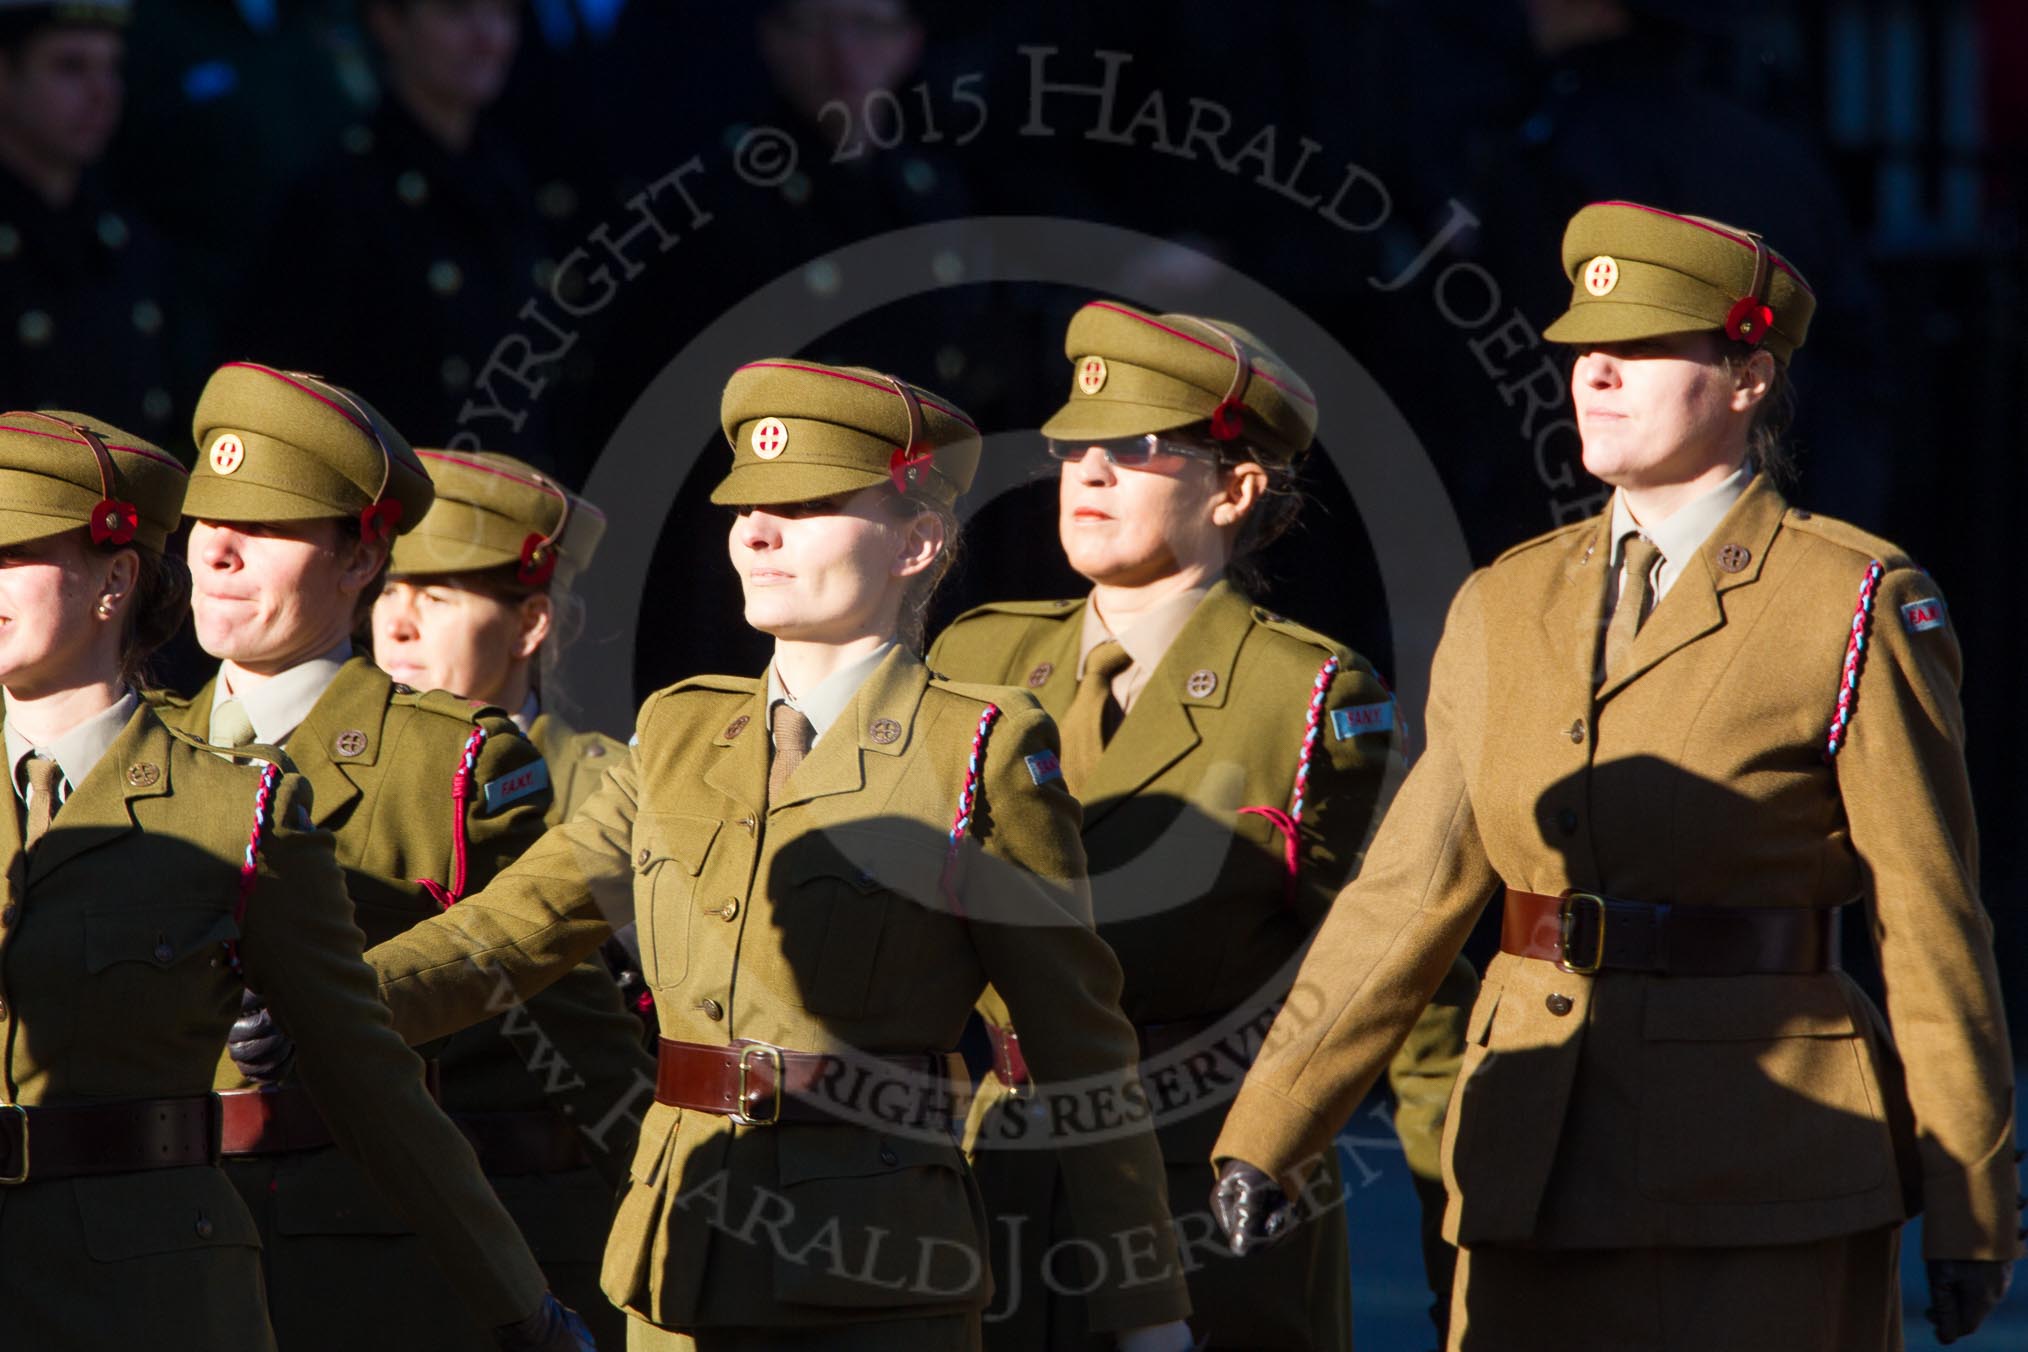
[937,704,1002,921]
[1238,654,1340,908]
[225,759,286,978]
[1823,560,1885,764]
[420,724,489,910]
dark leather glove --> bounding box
[227,988,295,1083]
[495,1292,596,1351]
[1210,1158,1295,1257]
[1926,1258,2014,1344]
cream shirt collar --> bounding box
[511,691,540,735]
[6,688,139,804]
[212,639,354,747]
[1608,465,1751,601]
[767,641,896,746]
[1078,585,1211,714]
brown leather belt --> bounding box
[453,1110,590,1176]
[1501,888,1844,976]
[0,1096,219,1184]
[655,1037,963,1128]
[986,1014,1227,1090]
[220,1062,443,1158]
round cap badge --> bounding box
[1583,256,1619,297]
[208,433,246,476]
[750,417,789,460]
[1075,355,1108,395]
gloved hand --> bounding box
[1116,1319,1199,1351]
[227,988,295,1083]
[1926,1258,2013,1344]
[495,1292,596,1351]
[1210,1158,1295,1257]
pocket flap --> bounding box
[1643,975,1858,1042]
[635,812,720,877]
[75,1166,262,1260]
[84,905,238,975]
[776,1124,962,1187]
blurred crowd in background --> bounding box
[3,0,2024,1017]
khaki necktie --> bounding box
[767,703,816,805]
[1060,639,1133,794]
[211,698,257,750]
[1603,534,1664,685]
[22,754,64,849]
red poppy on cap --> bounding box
[1724,296,1775,346]
[889,444,933,495]
[517,533,558,588]
[1209,398,1246,441]
[360,498,404,544]
[90,497,139,547]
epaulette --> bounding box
[656,673,762,699]
[1782,509,1915,571]
[1493,515,1596,566]
[949,598,1082,622]
[397,685,509,727]
[927,677,1042,715]
[1246,605,1352,661]
[142,686,194,711]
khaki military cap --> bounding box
[1041,300,1318,459]
[713,359,981,508]
[0,409,185,551]
[186,361,434,540]
[395,450,608,589]
[1542,200,1817,363]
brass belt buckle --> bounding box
[0,1103,27,1185]
[1557,892,1608,975]
[734,1044,784,1127]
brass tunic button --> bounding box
[738,815,757,834]
[878,1146,899,1167]
[636,847,652,867]
[0,998,9,1020]
[194,1215,214,1240]
[1,903,16,926]
[1567,718,1585,745]
[1556,808,1579,836]
[1545,993,1573,1017]
[697,998,724,1021]
[584,743,606,759]
[718,897,740,922]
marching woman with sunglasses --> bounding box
[341,360,1195,1350]
[927,301,1478,1351]
[0,410,588,1350]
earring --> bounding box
[96,600,115,618]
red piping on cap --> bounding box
[732,361,980,431]
[1584,201,1816,297]
[1082,303,1318,407]
[0,421,188,474]
[416,450,610,523]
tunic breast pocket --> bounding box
[78,904,241,1094]
[631,812,721,989]
[765,855,938,1018]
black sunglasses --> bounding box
[1044,434,1222,468]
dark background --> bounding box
[5,1,2022,1024]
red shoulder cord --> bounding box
[1238,655,1340,907]
[937,704,1003,920]
[224,760,285,978]
[419,724,489,910]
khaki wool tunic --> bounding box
[1215,478,2021,1349]
[362,646,1193,1342]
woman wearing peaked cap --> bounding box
[1213,200,2021,1350]
[0,409,588,1350]
[372,451,657,1054]
[153,361,638,1352]
[928,299,1478,1351]
[349,358,1198,1350]
[374,450,621,827]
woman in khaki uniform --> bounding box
[155,362,650,1352]
[373,450,625,827]
[1212,202,2021,1350]
[927,300,1476,1350]
[340,359,1198,1350]
[0,410,587,1350]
